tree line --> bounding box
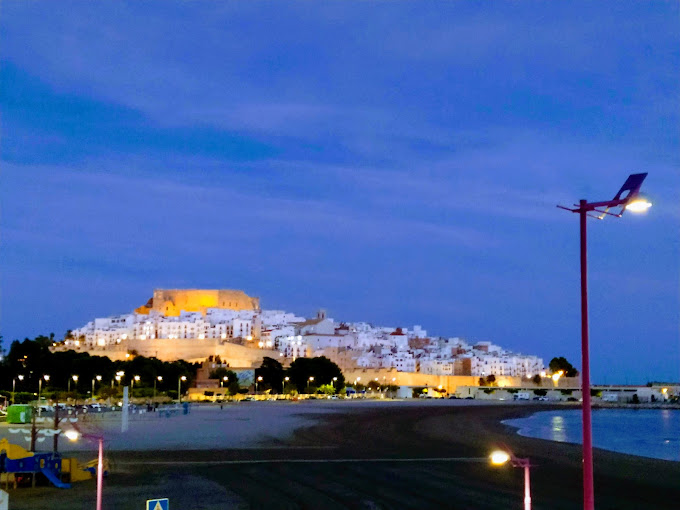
[0,335,197,402]
[209,356,347,396]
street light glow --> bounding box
[625,197,652,213]
[490,451,511,465]
[65,430,81,441]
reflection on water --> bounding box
[551,415,566,442]
[503,409,680,462]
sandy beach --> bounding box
[6,400,680,509]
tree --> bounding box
[532,374,542,386]
[255,357,285,393]
[286,356,344,394]
[549,357,579,377]
[317,384,335,395]
[209,367,238,384]
[486,374,497,386]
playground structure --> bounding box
[0,438,101,490]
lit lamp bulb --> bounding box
[65,430,80,441]
[490,450,511,465]
[625,196,652,213]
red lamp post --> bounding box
[490,450,532,510]
[66,430,105,510]
[558,173,651,510]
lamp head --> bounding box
[490,450,511,466]
[625,196,652,213]
[65,430,80,441]
[181,376,187,381]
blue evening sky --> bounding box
[1,1,678,383]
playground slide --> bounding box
[39,466,71,489]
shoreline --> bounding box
[501,405,680,462]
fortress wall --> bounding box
[151,289,259,316]
[71,339,279,366]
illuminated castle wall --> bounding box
[135,289,260,316]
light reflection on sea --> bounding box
[503,409,680,462]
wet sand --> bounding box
[7,401,680,509]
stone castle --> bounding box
[135,289,260,316]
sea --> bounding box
[503,408,680,462]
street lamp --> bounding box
[283,376,289,394]
[332,377,337,388]
[38,375,49,415]
[65,430,104,510]
[256,375,263,394]
[12,374,24,405]
[92,375,102,403]
[178,375,187,403]
[154,376,162,402]
[490,449,532,510]
[307,376,314,394]
[551,370,564,387]
[558,172,650,510]
[131,375,140,396]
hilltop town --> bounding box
[55,288,545,379]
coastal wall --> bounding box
[343,369,581,394]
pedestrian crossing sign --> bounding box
[146,498,169,510]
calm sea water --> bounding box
[503,409,680,462]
